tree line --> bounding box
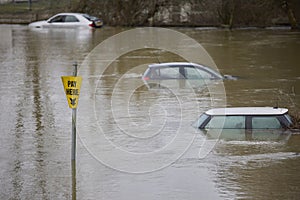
[71,0,299,28]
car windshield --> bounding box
[192,114,209,128]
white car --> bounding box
[29,13,103,29]
[193,107,293,129]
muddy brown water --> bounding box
[0,25,300,199]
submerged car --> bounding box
[142,62,234,81]
[141,62,235,89]
[193,107,293,130]
[29,13,103,29]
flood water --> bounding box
[0,25,300,199]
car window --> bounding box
[50,15,65,23]
[251,116,282,129]
[185,67,214,79]
[65,15,79,22]
[156,67,183,79]
[205,116,246,129]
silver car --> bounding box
[142,62,224,81]
[141,62,235,89]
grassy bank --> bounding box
[0,0,75,14]
[0,1,48,14]
[0,0,76,24]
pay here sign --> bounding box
[61,76,82,109]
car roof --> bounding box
[149,62,207,68]
[205,107,288,116]
[53,13,86,16]
[50,13,96,19]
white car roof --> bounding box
[49,13,93,19]
[53,13,85,16]
[205,107,288,116]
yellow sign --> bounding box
[61,76,82,109]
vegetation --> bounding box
[74,0,300,28]
[276,88,300,129]
[0,0,299,28]
[289,111,300,129]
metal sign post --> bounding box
[71,62,77,161]
[71,62,77,200]
[61,62,82,200]
[61,62,82,160]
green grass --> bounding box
[0,0,76,14]
[0,2,44,13]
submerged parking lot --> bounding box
[0,25,300,199]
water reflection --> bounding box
[10,29,50,199]
[0,25,89,199]
[201,129,292,142]
[143,79,218,90]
